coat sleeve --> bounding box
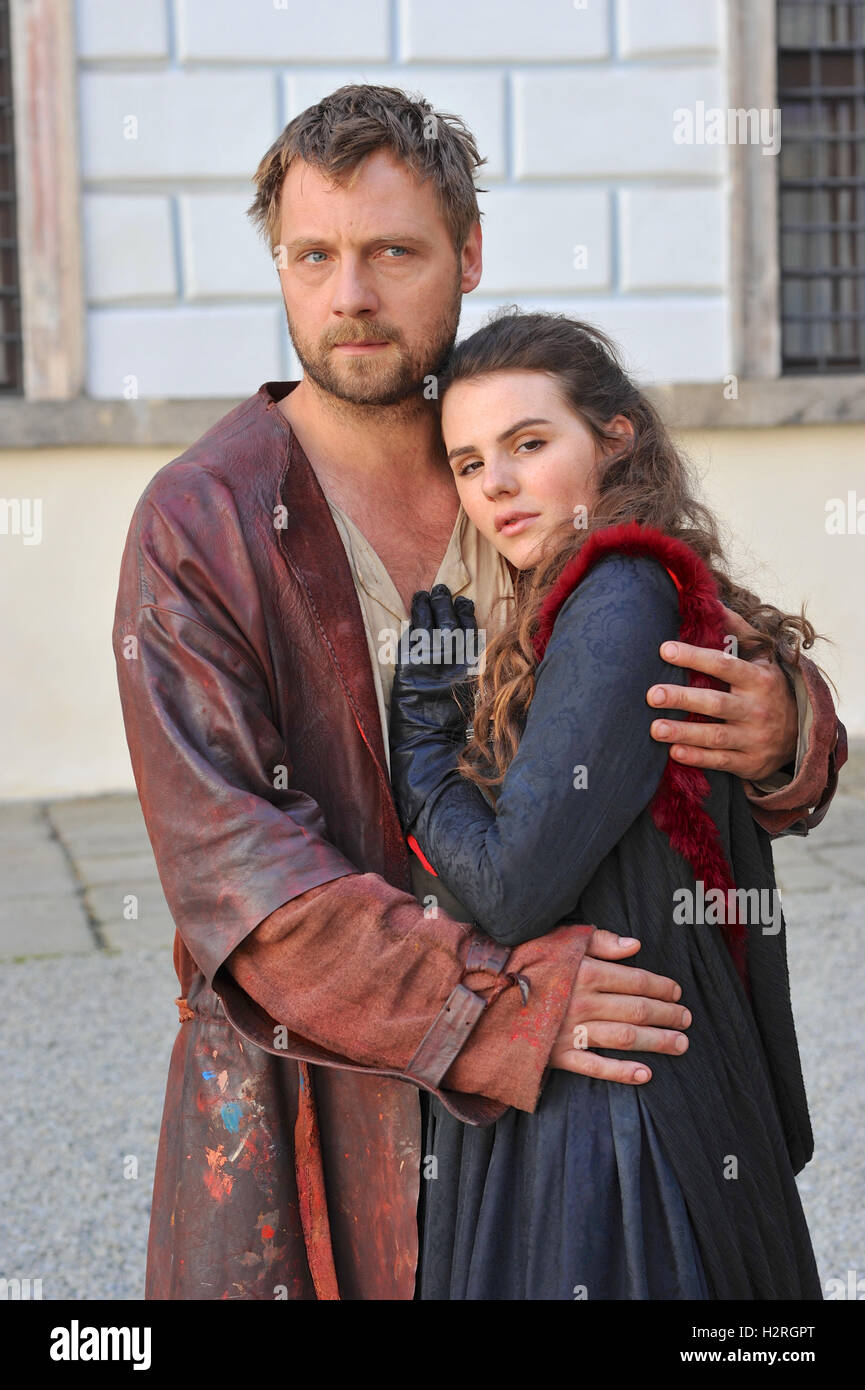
[742,654,847,837]
[402,554,687,947]
[113,464,591,1117]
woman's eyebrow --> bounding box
[497,416,552,441]
[447,418,552,463]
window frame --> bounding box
[727,0,783,379]
[9,0,84,400]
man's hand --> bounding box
[549,930,691,1084]
[646,607,798,781]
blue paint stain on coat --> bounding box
[220,1102,243,1133]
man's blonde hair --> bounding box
[247,83,486,255]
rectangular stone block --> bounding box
[76,0,169,59]
[399,0,610,61]
[457,295,729,383]
[180,195,279,299]
[617,0,721,58]
[176,0,390,61]
[514,66,724,178]
[619,188,726,291]
[79,72,278,180]
[84,195,177,302]
[86,306,285,398]
[481,189,610,293]
[287,70,506,180]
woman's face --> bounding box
[441,369,630,570]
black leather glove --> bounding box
[389,584,479,834]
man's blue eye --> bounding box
[305,251,327,263]
[384,246,409,256]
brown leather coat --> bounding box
[112,382,846,1301]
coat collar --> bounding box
[258,381,407,872]
[531,521,749,990]
[532,521,720,663]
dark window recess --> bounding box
[0,0,22,393]
[777,0,865,373]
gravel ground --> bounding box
[785,885,865,1288]
[0,948,176,1301]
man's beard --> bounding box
[285,278,462,408]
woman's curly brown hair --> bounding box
[439,309,822,799]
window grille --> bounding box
[777,0,865,372]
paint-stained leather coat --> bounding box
[112,382,846,1301]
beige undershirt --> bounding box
[327,498,514,922]
[326,499,808,917]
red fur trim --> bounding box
[533,522,748,990]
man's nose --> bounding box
[329,256,379,318]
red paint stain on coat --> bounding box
[204,1143,234,1202]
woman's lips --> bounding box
[497,514,540,536]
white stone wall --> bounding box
[76,0,730,398]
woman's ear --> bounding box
[602,415,635,456]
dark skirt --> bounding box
[417,1072,709,1301]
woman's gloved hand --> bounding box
[389,584,479,833]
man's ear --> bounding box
[460,221,483,295]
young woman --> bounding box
[388,310,822,1301]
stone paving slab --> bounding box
[0,802,96,959]
[4,848,82,899]
[0,800,49,839]
[785,885,865,1287]
[775,860,852,896]
[807,843,865,886]
[87,881,176,951]
[0,794,173,960]
[0,893,95,960]
[74,852,166,888]
[47,792,156,858]
[770,789,865,897]
[799,794,865,851]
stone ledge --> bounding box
[0,395,240,449]
[650,374,865,430]
[2,374,865,447]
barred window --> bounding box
[0,0,22,393]
[777,0,865,373]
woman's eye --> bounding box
[457,460,482,477]
[516,437,545,453]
